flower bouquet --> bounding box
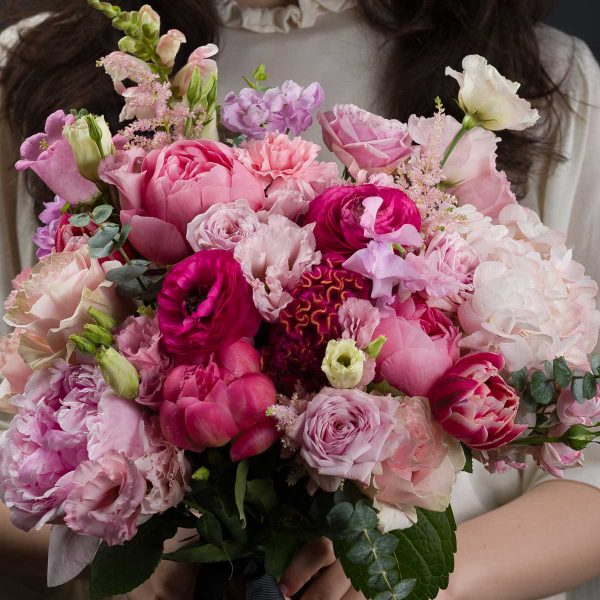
[2,2,600,600]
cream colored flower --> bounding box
[321,339,366,389]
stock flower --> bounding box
[319,104,413,177]
[221,88,270,139]
[157,250,260,359]
[445,55,540,131]
[289,387,397,492]
[322,339,368,389]
[33,196,67,259]
[428,352,527,450]
[305,185,421,258]
[15,110,99,204]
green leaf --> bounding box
[572,377,585,403]
[348,503,378,532]
[592,355,600,377]
[553,357,572,388]
[89,511,177,600]
[510,368,528,392]
[461,444,473,474]
[327,502,354,536]
[234,460,249,528]
[105,262,149,284]
[186,67,203,108]
[92,204,114,225]
[70,213,91,227]
[368,381,405,397]
[530,371,555,406]
[114,223,132,251]
[252,63,268,82]
[89,223,120,249]
[164,541,251,563]
[246,478,279,514]
[197,512,223,548]
[262,527,303,579]
[583,372,597,400]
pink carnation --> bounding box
[338,298,381,350]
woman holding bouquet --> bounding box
[1,1,600,600]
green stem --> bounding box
[510,436,563,446]
[440,114,478,168]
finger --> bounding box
[300,560,351,600]
[279,537,336,596]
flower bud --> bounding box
[69,334,97,355]
[565,424,597,451]
[156,29,186,68]
[63,115,114,181]
[365,335,387,359]
[139,4,160,31]
[322,339,366,389]
[83,323,114,347]
[96,347,140,400]
[88,307,118,331]
[192,467,210,482]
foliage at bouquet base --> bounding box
[3,2,600,600]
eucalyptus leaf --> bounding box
[510,368,528,392]
[70,213,91,227]
[105,263,149,283]
[572,377,585,404]
[583,372,598,400]
[92,204,114,224]
[327,502,354,536]
[89,224,120,249]
[530,371,555,406]
[553,357,572,388]
[348,503,378,532]
[592,355,600,377]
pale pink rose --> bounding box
[537,442,583,479]
[319,104,413,178]
[475,446,530,475]
[186,200,262,252]
[338,298,381,350]
[0,330,33,398]
[3,247,129,369]
[234,215,322,322]
[172,44,219,96]
[557,388,600,427]
[288,387,397,492]
[236,132,339,202]
[156,29,186,68]
[370,397,464,518]
[64,451,146,546]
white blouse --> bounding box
[2,3,600,599]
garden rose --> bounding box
[428,352,527,450]
[305,184,421,258]
[157,250,261,358]
[319,104,413,177]
[557,388,600,427]
[288,387,397,492]
[374,298,460,397]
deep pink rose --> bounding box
[305,184,421,258]
[428,352,527,450]
[159,362,279,460]
[374,298,460,396]
[157,250,261,358]
[15,110,98,204]
[108,140,264,264]
[319,104,413,178]
[288,387,397,492]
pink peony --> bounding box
[374,297,460,397]
[236,132,338,201]
[319,104,413,178]
[186,200,262,252]
[115,315,172,410]
[557,388,600,427]
[63,452,146,546]
[338,298,381,350]
[157,250,261,359]
[15,110,99,204]
[0,330,33,400]
[371,397,464,517]
[233,215,322,322]
[428,352,526,450]
[101,140,265,264]
[3,246,129,369]
[288,387,398,492]
[305,184,421,258]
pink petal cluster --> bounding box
[319,104,413,178]
[159,341,279,461]
[557,388,600,427]
[157,250,261,359]
[338,298,381,350]
[15,110,99,205]
[0,330,32,400]
[374,297,460,397]
[537,440,583,479]
[172,44,219,95]
[234,215,322,321]
[428,352,526,450]
[289,387,398,492]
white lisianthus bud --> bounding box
[322,339,366,389]
[63,115,114,181]
[156,29,186,68]
[96,347,140,400]
[445,54,540,132]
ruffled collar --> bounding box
[217,0,355,33]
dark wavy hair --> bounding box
[2,0,564,206]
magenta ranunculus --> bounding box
[288,387,397,492]
[159,360,279,461]
[428,352,527,450]
[319,104,413,178]
[305,184,421,258]
[15,110,99,204]
[374,298,460,397]
[157,250,261,359]
[101,140,265,264]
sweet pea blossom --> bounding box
[33,196,67,259]
[446,55,540,131]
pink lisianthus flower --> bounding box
[288,387,398,492]
[557,388,600,427]
[234,215,322,322]
[236,133,338,201]
[305,184,421,258]
[338,298,381,350]
[319,104,413,178]
[114,315,172,410]
[15,110,99,204]
[374,297,460,397]
[3,246,130,369]
[157,250,260,359]
[428,352,527,450]
[369,397,465,526]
